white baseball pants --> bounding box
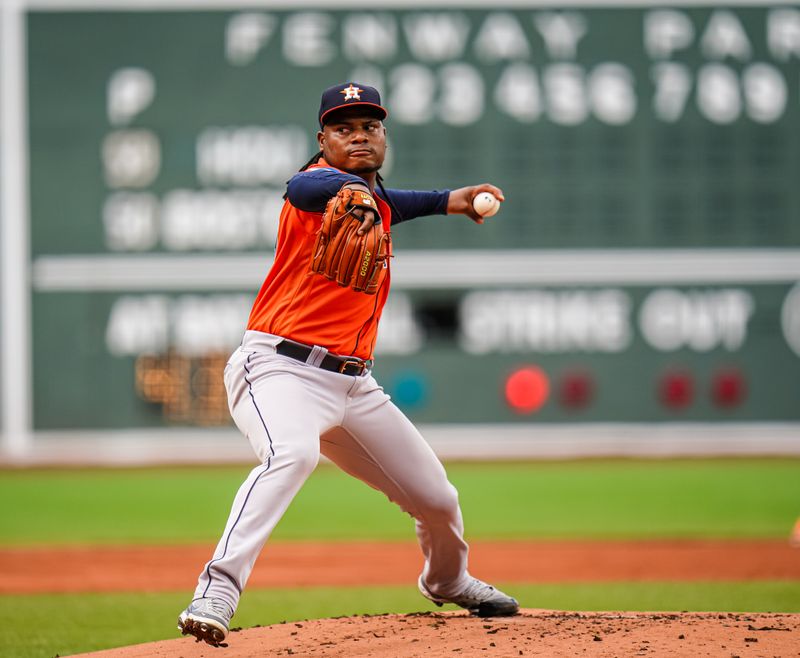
[192,330,471,612]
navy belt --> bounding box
[276,340,372,376]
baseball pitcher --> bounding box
[178,82,518,647]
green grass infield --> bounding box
[3,582,799,658]
[2,459,799,545]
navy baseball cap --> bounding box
[318,82,388,127]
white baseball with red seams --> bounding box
[472,192,500,217]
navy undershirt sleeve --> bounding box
[380,189,450,225]
[286,168,368,212]
[286,168,450,224]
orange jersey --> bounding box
[247,164,392,360]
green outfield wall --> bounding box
[2,2,800,449]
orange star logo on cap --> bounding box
[340,84,363,101]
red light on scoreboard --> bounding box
[559,370,594,410]
[711,368,747,408]
[659,369,694,410]
[504,366,550,414]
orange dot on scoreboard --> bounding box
[504,366,550,414]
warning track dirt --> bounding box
[1,539,798,594]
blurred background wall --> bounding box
[2,0,800,463]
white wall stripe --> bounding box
[30,249,800,291]
[3,423,799,466]
[0,0,32,458]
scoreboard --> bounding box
[21,3,800,432]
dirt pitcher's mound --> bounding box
[73,609,800,657]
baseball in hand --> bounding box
[472,192,500,218]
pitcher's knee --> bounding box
[297,449,320,476]
[258,435,319,478]
[284,441,320,476]
[421,483,461,521]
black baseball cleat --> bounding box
[178,597,233,647]
[418,575,520,617]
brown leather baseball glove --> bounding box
[310,187,391,294]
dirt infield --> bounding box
[71,610,800,657]
[2,539,799,594]
[9,539,797,656]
